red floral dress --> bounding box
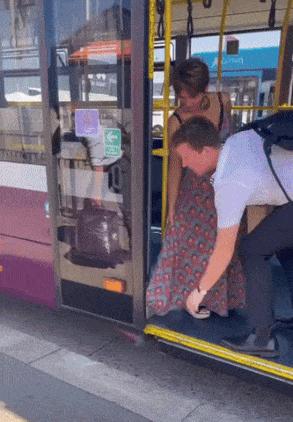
[146,170,246,318]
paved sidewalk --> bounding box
[0,353,148,422]
[0,294,292,422]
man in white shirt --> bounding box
[173,114,293,357]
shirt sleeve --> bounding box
[215,182,252,229]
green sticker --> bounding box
[104,128,122,157]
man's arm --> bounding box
[186,225,239,316]
[200,225,239,290]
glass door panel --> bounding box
[49,0,133,321]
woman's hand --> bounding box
[186,289,205,317]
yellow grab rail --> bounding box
[160,0,172,235]
[232,105,293,111]
[153,99,175,110]
[217,0,230,86]
[153,104,293,112]
[152,104,293,157]
[152,148,169,157]
[148,0,156,80]
[274,0,293,109]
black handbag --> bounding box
[76,200,121,259]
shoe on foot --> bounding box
[276,315,293,324]
[221,333,280,358]
[272,316,293,330]
[194,307,211,319]
[185,307,211,320]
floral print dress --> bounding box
[146,170,246,318]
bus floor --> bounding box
[148,228,293,368]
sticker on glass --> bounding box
[75,109,100,137]
[104,128,122,157]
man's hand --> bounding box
[185,289,205,317]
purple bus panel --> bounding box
[0,163,56,307]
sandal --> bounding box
[185,307,211,320]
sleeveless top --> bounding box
[173,92,226,137]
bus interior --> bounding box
[146,0,293,382]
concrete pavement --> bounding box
[0,294,292,421]
[0,353,148,422]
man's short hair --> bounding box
[172,116,221,151]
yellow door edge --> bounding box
[144,324,293,382]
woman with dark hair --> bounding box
[146,57,245,319]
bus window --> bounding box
[192,30,281,129]
[0,2,46,165]
[152,70,175,138]
[0,0,56,308]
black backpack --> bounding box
[239,111,293,202]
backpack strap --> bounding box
[217,92,224,131]
[263,140,292,202]
[238,113,293,202]
[173,111,183,125]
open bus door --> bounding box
[43,0,147,325]
[145,0,293,385]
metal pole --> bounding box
[148,0,156,81]
[217,0,230,90]
[274,0,293,110]
[161,0,172,235]
[86,0,90,21]
[9,0,17,47]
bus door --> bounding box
[44,0,146,324]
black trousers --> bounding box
[239,202,293,330]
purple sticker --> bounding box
[75,109,100,137]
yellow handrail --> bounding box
[152,148,169,157]
[152,102,293,156]
[153,104,293,112]
[148,0,156,81]
[172,0,201,4]
[161,0,172,235]
[217,0,230,87]
[274,0,293,109]
[232,105,293,111]
[153,99,175,110]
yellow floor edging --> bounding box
[144,324,293,382]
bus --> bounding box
[0,0,293,385]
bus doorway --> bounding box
[145,1,293,383]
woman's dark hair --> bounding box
[172,58,210,97]
[172,116,220,151]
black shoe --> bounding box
[221,333,280,358]
[272,316,293,330]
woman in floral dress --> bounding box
[146,58,245,319]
